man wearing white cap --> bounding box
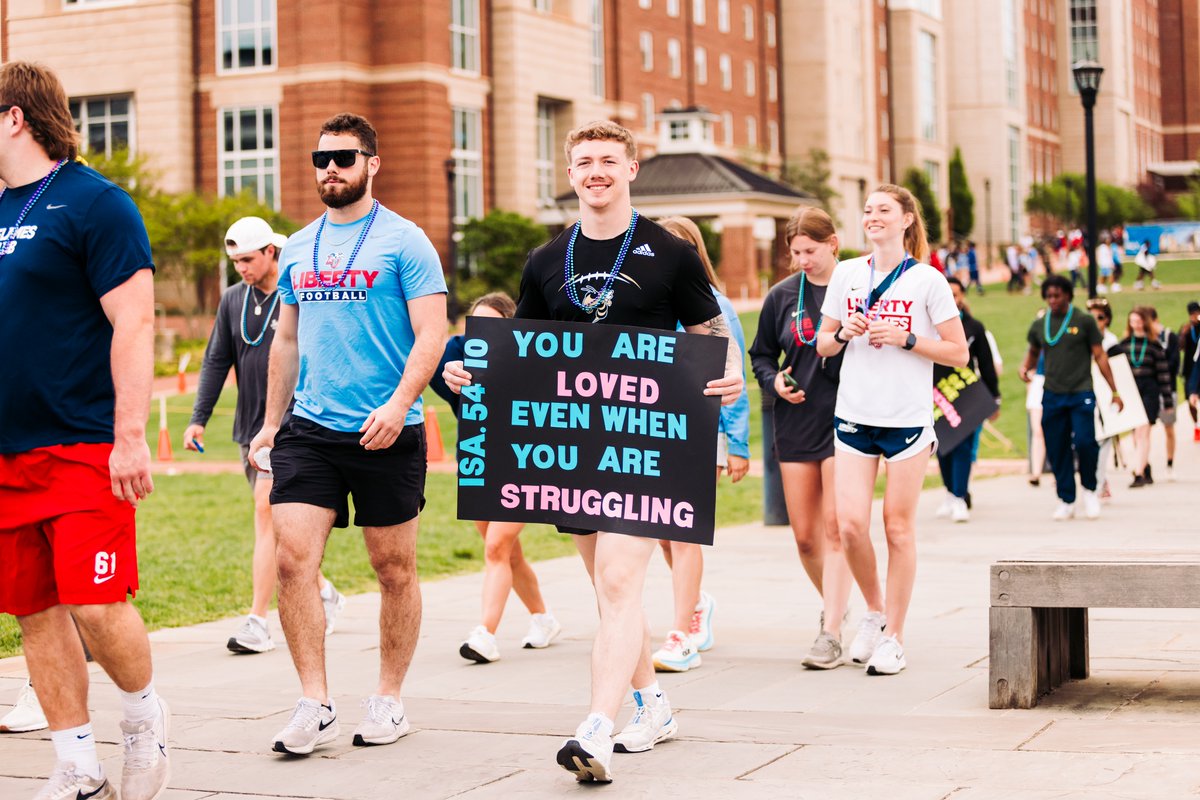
[184,217,343,655]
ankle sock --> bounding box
[119,680,160,725]
[51,724,102,780]
[320,580,334,600]
[633,682,663,703]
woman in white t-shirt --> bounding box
[816,184,968,676]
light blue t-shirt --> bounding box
[278,203,447,432]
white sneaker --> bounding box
[33,762,114,800]
[1081,489,1101,520]
[120,697,170,800]
[272,698,338,755]
[321,581,346,636]
[688,591,716,652]
[352,694,410,746]
[950,496,970,523]
[1134,280,1144,290]
[460,625,500,663]
[865,635,907,676]
[1052,501,1076,521]
[227,615,275,654]
[935,491,954,519]
[848,611,886,664]
[612,690,677,753]
[521,613,562,649]
[652,630,701,672]
[556,717,614,783]
[1,680,48,732]
[1151,279,1162,289]
[1112,282,1123,292]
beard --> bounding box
[317,170,369,209]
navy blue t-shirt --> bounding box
[0,162,154,453]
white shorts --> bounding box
[1025,374,1045,412]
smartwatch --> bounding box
[903,332,917,351]
[833,327,848,345]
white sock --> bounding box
[248,613,268,625]
[51,724,102,780]
[633,682,663,703]
[584,712,614,738]
[320,580,334,600]
[118,681,160,725]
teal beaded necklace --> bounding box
[1043,305,1074,347]
[1128,335,1148,367]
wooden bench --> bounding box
[989,551,1200,709]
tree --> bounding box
[84,150,294,318]
[458,210,548,302]
[901,167,942,243]
[1025,172,1152,230]
[782,148,840,223]
[948,147,974,239]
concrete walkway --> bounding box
[2,434,1198,798]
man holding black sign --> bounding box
[444,120,743,783]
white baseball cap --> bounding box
[224,216,288,257]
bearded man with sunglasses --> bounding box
[248,113,447,755]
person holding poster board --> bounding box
[649,216,750,673]
[1020,275,1123,522]
[1086,298,1123,499]
[748,206,854,670]
[443,121,744,783]
[428,293,563,663]
[248,113,448,755]
[1116,307,1174,489]
[815,185,968,678]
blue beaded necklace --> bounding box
[791,272,822,347]
[1128,335,1148,367]
[0,159,67,263]
[564,209,639,313]
[311,200,379,289]
[240,285,281,346]
[1043,305,1074,347]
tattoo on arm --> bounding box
[701,314,730,337]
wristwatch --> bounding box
[903,332,917,351]
[833,327,848,345]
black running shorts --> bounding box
[269,416,427,528]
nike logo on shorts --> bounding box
[93,574,115,584]
[904,433,920,444]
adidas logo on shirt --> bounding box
[632,243,655,257]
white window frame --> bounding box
[70,94,135,158]
[218,106,280,210]
[767,120,779,153]
[668,38,682,78]
[590,0,605,96]
[695,46,708,85]
[722,111,734,146]
[452,107,484,224]
[641,31,654,71]
[743,4,754,40]
[216,0,277,74]
[719,53,732,90]
[667,0,679,17]
[451,0,481,74]
[717,0,730,32]
[693,0,706,25]
[766,65,777,101]
[536,100,556,208]
[918,30,937,140]
[744,60,756,96]
[642,93,656,130]
[746,116,757,148]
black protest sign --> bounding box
[932,366,996,452]
[455,317,726,545]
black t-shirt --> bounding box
[189,283,283,445]
[748,273,842,462]
[516,216,720,330]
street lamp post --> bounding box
[984,178,991,275]
[1072,60,1104,299]
[444,158,460,321]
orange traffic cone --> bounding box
[177,370,187,395]
[425,406,446,462]
[156,396,173,462]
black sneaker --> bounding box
[1130,475,1147,489]
[1143,465,1154,484]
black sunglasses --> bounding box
[0,105,12,114]
[311,149,374,169]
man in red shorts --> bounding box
[0,62,169,800]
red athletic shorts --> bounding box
[0,443,139,616]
